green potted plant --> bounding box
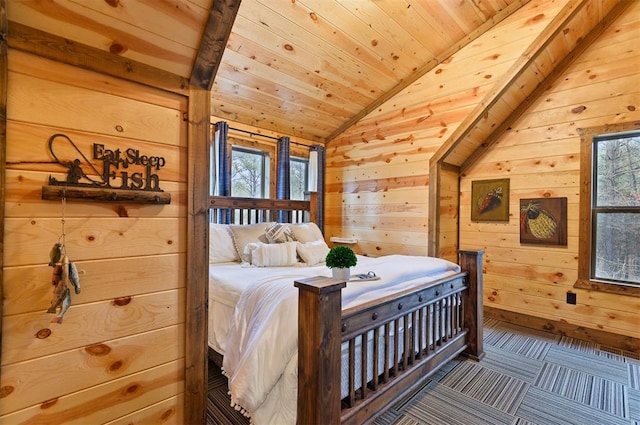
[325,245,357,281]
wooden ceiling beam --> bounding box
[461,0,634,172]
[428,0,629,257]
[190,0,241,90]
[324,0,530,143]
[7,21,189,96]
[431,0,624,169]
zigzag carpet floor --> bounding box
[207,319,640,424]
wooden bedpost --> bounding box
[305,191,318,224]
[294,276,346,425]
[458,249,485,361]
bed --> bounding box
[208,194,484,425]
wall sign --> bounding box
[42,133,171,204]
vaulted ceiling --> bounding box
[5,0,629,145]
[209,0,527,142]
[7,0,526,143]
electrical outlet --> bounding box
[566,292,576,305]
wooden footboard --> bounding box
[295,250,484,425]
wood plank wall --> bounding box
[0,50,188,423]
[325,0,639,343]
[459,1,640,342]
[325,0,564,259]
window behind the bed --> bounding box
[231,146,271,198]
[290,156,309,200]
[228,148,308,200]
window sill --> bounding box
[574,279,640,297]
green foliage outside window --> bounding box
[592,132,640,284]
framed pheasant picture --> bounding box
[520,197,567,246]
[471,179,510,222]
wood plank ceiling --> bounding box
[212,0,527,142]
[6,0,526,143]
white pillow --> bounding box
[265,222,297,243]
[209,224,239,263]
[229,222,274,263]
[296,240,330,266]
[244,241,299,267]
[289,222,324,243]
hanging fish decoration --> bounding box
[49,286,71,324]
[46,253,80,323]
[68,262,81,295]
[477,186,503,215]
[47,274,69,315]
[48,243,63,266]
[46,189,83,323]
[520,201,557,239]
[51,264,63,286]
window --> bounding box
[231,146,270,198]
[577,122,640,295]
[210,127,310,200]
[290,156,309,200]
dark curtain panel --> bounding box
[215,121,230,223]
[311,144,325,233]
[277,136,291,222]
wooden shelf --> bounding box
[42,185,171,204]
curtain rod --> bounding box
[213,124,311,148]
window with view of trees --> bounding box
[592,132,640,284]
[577,123,640,294]
[211,131,310,200]
[231,146,270,198]
[290,156,309,200]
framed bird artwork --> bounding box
[471,179,510,222]
[519,197,568,246]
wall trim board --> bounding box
[575,120,640,298]
[7,21,188,96]
[485,306,640,353]
[0,0,8,380]
[184,88,211,424]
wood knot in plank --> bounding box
[41,398,59,409]
[113,296,132,306]
[109,42,128,55]
[35,328,52,339]
[571,105,586,114]
[109,360,124,372]
[85,343,112,356]
[124,383,140,395]
[161,408,176,421]
[0,386,14,398]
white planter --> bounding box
[332,267,350,281]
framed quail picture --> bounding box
[519,197,567,246]
[471,179,510,222]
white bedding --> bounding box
[209,254,460,424]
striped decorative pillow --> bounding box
[265,223,297,243]
[244,241,299,267]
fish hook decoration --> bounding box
[46,194,81,324]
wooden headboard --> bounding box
[209,192,317,225]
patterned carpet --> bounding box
[207,318,640,425]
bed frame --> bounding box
[210,193,484,425]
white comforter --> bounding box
[215,255,460,424]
